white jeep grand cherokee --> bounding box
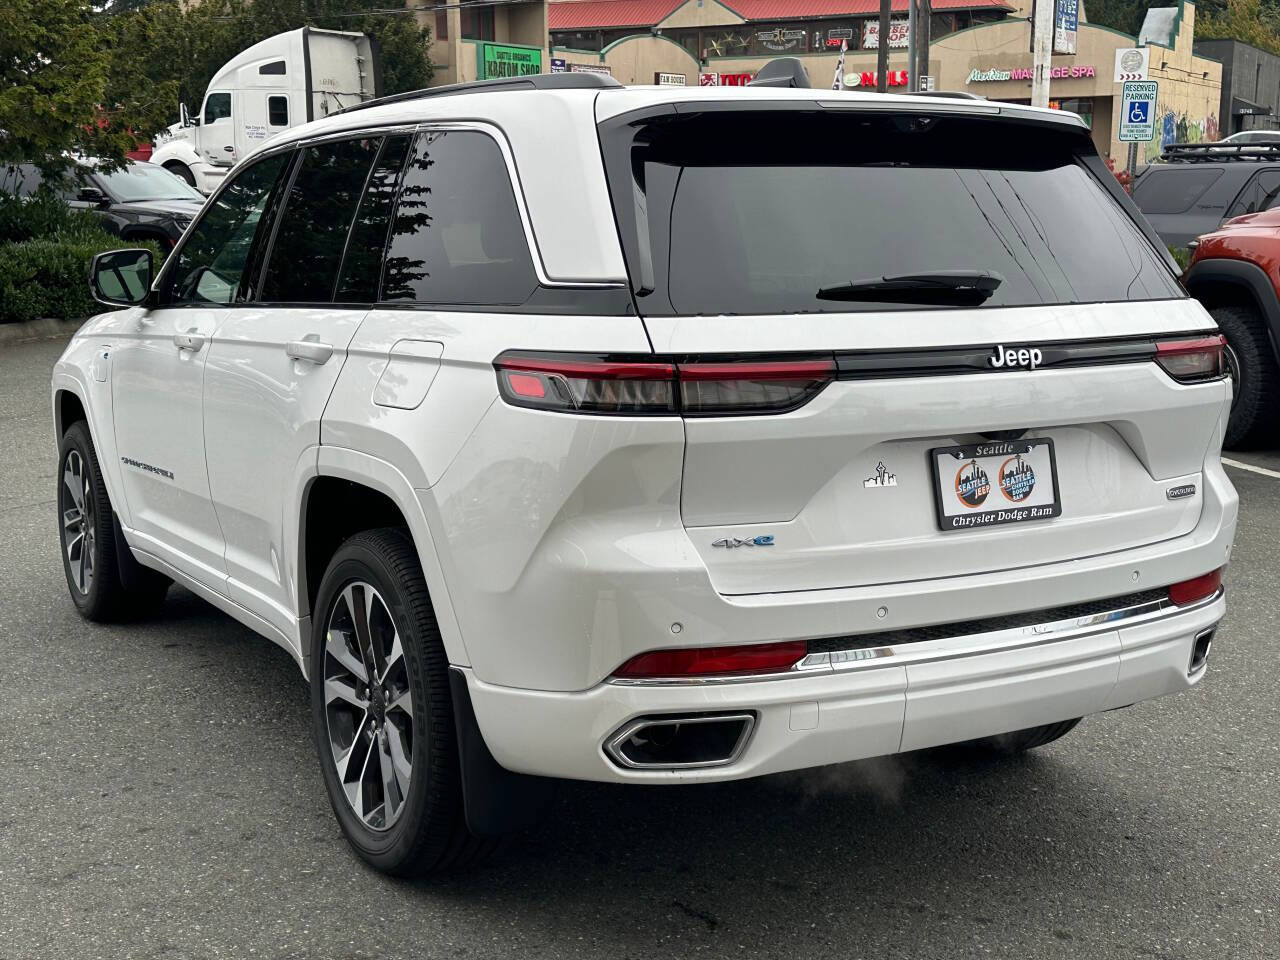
[53,71,1237,875]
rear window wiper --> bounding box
[816,271,1003,306]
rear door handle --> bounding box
[174,332,206,352]
[286,339,333,364]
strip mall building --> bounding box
[533,0,1223,161]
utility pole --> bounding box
[876,0,891,93]
[916,0,931,90]
[1031,0,1054,107]
[907,0,916,94]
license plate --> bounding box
[929,437,1061,533]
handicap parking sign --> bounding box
[1120,80,1158,142]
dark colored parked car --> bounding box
[1132,143,1280,248]
[0,160,203,250]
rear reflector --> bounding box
[1155,336,1226,383]
[495,352,835,416]
[1168,569,1222,606]
[612,640,809,679]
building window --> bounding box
[461,6,495,41]
[435,10,448,40]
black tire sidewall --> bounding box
[309,537,440,871]
[58,422,116,618]
[1212,304,1278,447]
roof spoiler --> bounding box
[748,58,810,89]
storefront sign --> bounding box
[756,27,805,52]
[843,70,910,88]
[1114,47,1150,82]
[479,43,542,80]
[1054,0,1078,55]
[965,64,1096,83]
[862,20,909,49]
[655,72,687,85]
[549,58,568,74]
[569,62,612,76]
[699,72,753,86]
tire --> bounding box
[970,718,1082,755]
[309,528,490,875]
[164,162,196,188]
[1211,303,1280,449]
[57,421,169,621]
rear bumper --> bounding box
[463,591,1225,783]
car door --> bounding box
[109,150,293,587]
[200,91,237,168]
[202,134,395,644]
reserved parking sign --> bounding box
[1119,80,1158,142]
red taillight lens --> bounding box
[494,353,835,417]
[1155,336,1226,383]
[612,640,809,679]
[679,359,836,415]
[1168,569,1223,606]
[495,355,677,414]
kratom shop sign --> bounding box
[480,43,543,80]
[966,64,1097,83]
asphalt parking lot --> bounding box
[1,336,1277,960]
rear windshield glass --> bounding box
[602,110,1182,316]
[1133,167,1224,215]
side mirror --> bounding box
[180,102,196,127]
[90,248,153,308]
[77,186,108,206]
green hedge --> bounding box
[0,192,162,325]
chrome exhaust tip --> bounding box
[604,713,756,770]
[1189,627,1215,675]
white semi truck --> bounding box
[151,27,381,194]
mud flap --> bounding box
[111,513,144,591]
[448,667,557,837]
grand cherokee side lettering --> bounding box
[121,456,174,481]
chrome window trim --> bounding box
[607,588,1224,687]
[603,713,757,770]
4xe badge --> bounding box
[712,535,775,548]
[989,344,1043,370]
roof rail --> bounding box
[332,72,621,117]
[1163,141,1280,162]
[906,90,988,100]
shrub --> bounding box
[0,230,162,325]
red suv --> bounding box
[1184,209,1280,447]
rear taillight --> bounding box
[495,355,676,414]
[1155,336,1226,383]
[679,360,835,415]
[1168,569,1223,606]
[612,640,809,679]
[494,353,835,416]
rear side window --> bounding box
[166,152,290,305]
[381,130,538,307]
[268,95,288,127]
[335,135,412,303]
[603,111,1182,316]
[1134,168,1224,214]
[1225,169,1280,218]
[260,137,382,303]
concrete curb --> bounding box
[0,317,86,346]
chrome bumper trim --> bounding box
[608,588,1223,687]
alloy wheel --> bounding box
[323,582,414,831]
[61,450,95,595]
